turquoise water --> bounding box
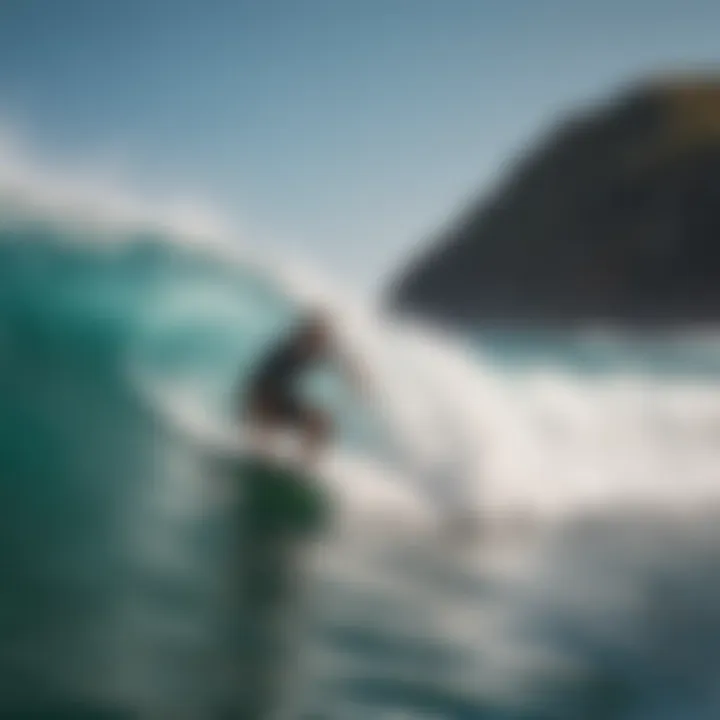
[1,206,720,718]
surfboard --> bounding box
[135,378,332,536]
[227,453,330,537]
[135,375,446,536]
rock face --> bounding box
[387,77,720,327]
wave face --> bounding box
[0,204,303,712]
[1,171,720,719]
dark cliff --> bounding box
[387,77,720,327]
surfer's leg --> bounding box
[300,407,331,464]
[245,394,278,453]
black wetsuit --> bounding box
[246,336,315,424]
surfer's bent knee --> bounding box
[306,407,331,442]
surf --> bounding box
[2,143,720,718]
[0,153,482,716]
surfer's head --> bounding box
[295,309,332,353]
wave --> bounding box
[0,155,475,714]
[1,161,719,526]
[1,142,720,716]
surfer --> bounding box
[243,310,363,464]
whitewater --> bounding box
[1,144,720,719]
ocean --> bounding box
[1,184,720,719]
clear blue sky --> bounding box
[0,0,718,290]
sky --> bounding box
[0,0,718,291]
